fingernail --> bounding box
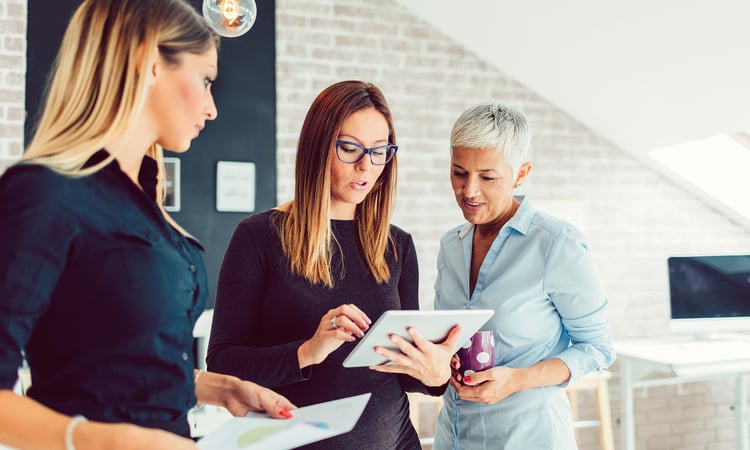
[464,376,472,383]
[279,409,292,418]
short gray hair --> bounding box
[450,102,532,177]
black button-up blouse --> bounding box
[0,151,207,436]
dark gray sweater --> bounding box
[207,210,437,449]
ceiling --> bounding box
[393,0,750,158]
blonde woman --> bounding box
[0,1,294,449]
[207,80,461,449]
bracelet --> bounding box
[194,369,203,385]
[65,415,87,450]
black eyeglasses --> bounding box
[335,140,398,166]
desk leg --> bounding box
[620,360,635,450]
[737,374,748,450]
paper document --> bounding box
[197,393,371,450]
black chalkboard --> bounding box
[25,0,277,307]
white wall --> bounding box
[394,0,750,158]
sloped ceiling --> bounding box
[393,0,750,157]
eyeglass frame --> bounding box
[334,140,399,166]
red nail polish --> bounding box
[279,409,292,418]
[464,376,472,383]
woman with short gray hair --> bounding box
[433,102,615,449]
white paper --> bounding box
[197,393,371,450]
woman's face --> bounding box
[147,47,219,152]
[329,107,389,220]
[450,146,530,226]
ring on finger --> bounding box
[330,315,338,329]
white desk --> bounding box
[190,309,227,438]
[616,333,750,450]
[193,308,214,370]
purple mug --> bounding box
[456,330,495,380]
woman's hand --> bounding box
[224,379,297,419]
[297,304,371,368]
[449,365,520,404]
[450,358,571,405]
[368,325,462,386]
[194,370,295,419]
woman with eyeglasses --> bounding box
[207,80,461,449]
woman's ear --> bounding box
[514,162,533,188]
[134,43,160,87]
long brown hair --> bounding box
[23,0,219,234]
[274,80,399,287]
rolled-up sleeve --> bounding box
[544,226,616,383]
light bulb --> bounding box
[202,0,257,38]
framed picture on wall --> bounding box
[216,161,255,213]
[163,157,181,212]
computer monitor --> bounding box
[668,255,750,334]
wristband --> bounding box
[65,415,87,450]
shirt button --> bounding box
[188,264,196,273]
[182,352,189,361]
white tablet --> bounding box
[342,309,495,368]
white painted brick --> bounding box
[683,430,719,444]
[709,442,740,450]
[646,433,685,449]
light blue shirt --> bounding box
[433,197,615,450]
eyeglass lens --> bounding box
[336,141,396,165]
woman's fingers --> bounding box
[369,328,456,386]
[324,304,370,339]
[302,305,370,367]
[335,304,371,330]
[389,332,421,358]
[331,313,365,338]
[440,325,463,349]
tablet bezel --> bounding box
[342,309,495,368]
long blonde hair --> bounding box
[23,0,219,234]
[273,81,399,287]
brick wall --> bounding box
[0,0,25,172]
[5,1,750,449]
